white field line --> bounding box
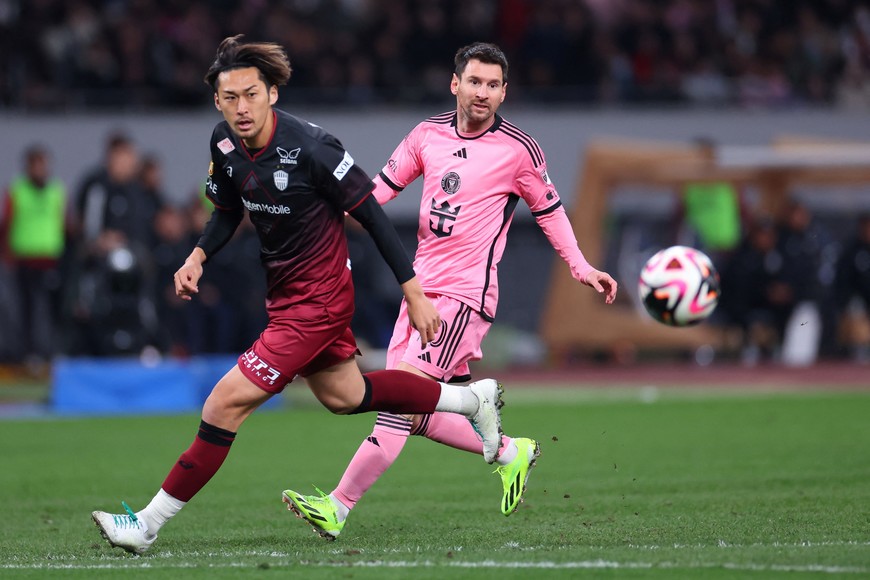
[3,542,868,573]
[3,543,870,574]
[1,559,868,574]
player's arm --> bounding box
[371,174,399,205]
[520,153,618,303]
[176,146,244,300]
[371,126,424,205]
[534,206,617,304]
[348,194,441,344]
[174,205,243,300]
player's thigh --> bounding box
[202,364,274,431]
[304,356,366,414]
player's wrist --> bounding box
[187,247,207,266]
[400,276,427,301]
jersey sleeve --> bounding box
[205,131,242,211]
[515,148,562,217]
[515,144,595,282]
[309,132,375,211]
[377,124,424,194]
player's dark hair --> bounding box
[454,42,508,82]
[204,34,292,90]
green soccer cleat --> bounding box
[282,487,345,540]
[495,438,541,516]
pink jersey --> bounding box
[374,111,593,321]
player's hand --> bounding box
[584,269,618,304]
[174,248,206,301]
[401,277,441,347]
[407,295,441,347]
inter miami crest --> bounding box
[440,171,461,194]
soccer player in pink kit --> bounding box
[283,42,617,539]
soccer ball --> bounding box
[638,245,720,327]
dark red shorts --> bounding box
[238,306,359,394]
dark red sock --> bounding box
[353,370,441,414]
[161,420,236,502]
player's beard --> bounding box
[460,100,494,129]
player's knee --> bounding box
[319,392,358,415]
[406,414,422,429]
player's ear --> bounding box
[500,82,507,103]
[450,73,459,96]
[213,93,221,111]
[269,85,278,105]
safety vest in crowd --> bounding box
[7,176,66,259]
[683,181,741,251]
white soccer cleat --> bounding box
[468,378,504,464]
[92,503,156,555]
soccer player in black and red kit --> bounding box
[92,35,504,554]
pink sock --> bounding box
[415,411,511,456]
[332,413,411,509]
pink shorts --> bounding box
[238,309,359,394]
[386,294,491,383]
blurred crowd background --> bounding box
[2,0,870,110]
[2,0,870,376]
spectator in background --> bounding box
[151,203,197,357]
[74,132,149,251]
[139,154,169,248]
[675,137,747,271]
[67,132,161,356]
[835,214,870,361]
[720,217,792,364]
[2,0,865,109]
[0,145,68,369]
[775,200,829,365]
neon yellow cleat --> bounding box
[282,487,345,540]
[495,438,541,516]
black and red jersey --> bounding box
[204,109,374,310]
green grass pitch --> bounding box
[1,385,868,578]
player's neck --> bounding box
[456,112,495,137]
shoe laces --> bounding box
[313,486,330,501]
[111,501,140,529]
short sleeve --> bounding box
[309,132,375,211]
[379,124,424,191]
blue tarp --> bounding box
[52,356,282,415]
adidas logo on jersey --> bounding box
[452,148,467,159]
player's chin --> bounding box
[234,123,255,136]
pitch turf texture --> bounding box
[1,385,868,578]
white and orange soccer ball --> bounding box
[638,245,721,327]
